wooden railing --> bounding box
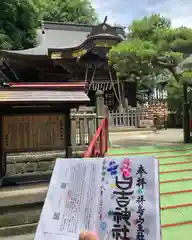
[71,107,96,148]
[84,114,109,157]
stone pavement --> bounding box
[109,128,184,148]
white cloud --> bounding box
[92,0,192,28]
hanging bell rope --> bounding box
[109,67,120,103]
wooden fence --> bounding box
[71,105,151,141]
[109,106,146,127]
[109,101,168,128]
[70,91,107,150]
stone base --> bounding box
[5,149,85,182]
[6,151,65,177]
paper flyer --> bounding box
[35,156,161,240]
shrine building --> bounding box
[0,19,137,109]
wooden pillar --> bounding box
[183,84,190,143]
[65,108,72,158]
[0,115,5,187]
[96,90,105,129]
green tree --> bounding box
[166,77,183,113]
[37,0,98,24]
[108,14,192,83]
[0,0,98,50]
[0,0,38,50]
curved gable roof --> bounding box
[0,21,125,57]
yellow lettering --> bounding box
[72,49,87,58]
[51,53,62,59]
[94,41,113,48]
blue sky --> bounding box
[92,0,192,28]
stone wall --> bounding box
[6,151,66,176]
[143,102,168,120]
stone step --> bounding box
[0,183,48,237]
[0,233,35,240]
[0,224,37,238]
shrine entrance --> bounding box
[87,80,119,111]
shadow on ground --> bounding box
[112,139,184,148]
[109,129,186,148]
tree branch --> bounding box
[152,57,180,82]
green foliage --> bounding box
[108,39,157,78]
[164,70,192,112]
[0,0,38,50]
[182,71,192,79]
[170,28,192,54]
[128,14,171,40]
[0,32,12,50]
[108,14,192,81]
[36,0,97,24]
[0,0,98,50]
[166,77,183,112]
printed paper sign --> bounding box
[35,156,160,240]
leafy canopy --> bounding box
[108,14,192,81]
[0,0,38,50]
[0,0,98,50]
[36,0,97,24]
